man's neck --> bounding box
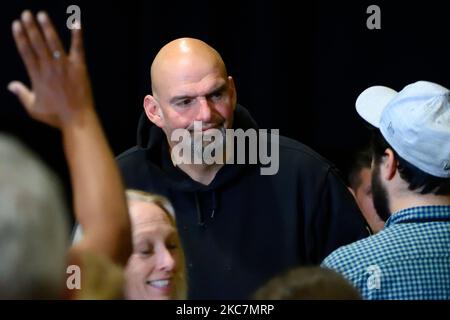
[176,162,224,185]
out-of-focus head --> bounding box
[143,38,236,150]
[348,148,385,233]
[124,190,187,300]
[253,266,361,300]
[0,134,69,299]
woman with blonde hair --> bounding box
[124,189,187,300]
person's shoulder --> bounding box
[323,230,390,271]
[116,145,150,169]
[115,146,150,178]
[116,145,141,162]
[321,242,368,280]
[278,135,336,172]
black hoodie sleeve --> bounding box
[308,167,370,263]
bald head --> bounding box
[150,38,228,97]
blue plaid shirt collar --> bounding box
[385,205,450,228]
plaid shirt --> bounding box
[322,205,450,299]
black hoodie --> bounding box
[117,105,369,299]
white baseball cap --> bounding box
[355,80,450,178]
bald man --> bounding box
[117,38,368,299]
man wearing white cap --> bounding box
[322,81,450,299]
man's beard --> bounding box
[371,163,391,221]
[191,126,226,163]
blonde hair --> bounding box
[125,189,187,300]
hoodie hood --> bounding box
[135,104,259,192]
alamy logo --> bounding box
[66,265,81,290]
[366,265,381,290]
[66,5,81,30]
[170,121,280,175]
[366,5,381,30]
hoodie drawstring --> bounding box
[195,192,205,227]
[195,191,218,226]
[211,191,217,219]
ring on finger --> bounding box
[52,50,61,60]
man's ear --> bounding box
[383,148,397,181]
[228,76,237,110]
[143,95,164,128]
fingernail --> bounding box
[12,20,21,33]
[7,82,17,94]
[37,11,47,23]
[22,10,32,22]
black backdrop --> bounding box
[1,0,449,217]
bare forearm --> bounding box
[63,107,131,266]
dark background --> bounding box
[1,0,449,211]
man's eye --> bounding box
[211,91,223,100]
[176,99,193,107]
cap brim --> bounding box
[355,86,398,127]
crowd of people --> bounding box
[1,9,449,300]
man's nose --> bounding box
[195,97,213,123]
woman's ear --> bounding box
[143,95,164,128]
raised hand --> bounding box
[8,10,94,129]
[9,10,132,267]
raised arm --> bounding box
[8,10,131,266]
